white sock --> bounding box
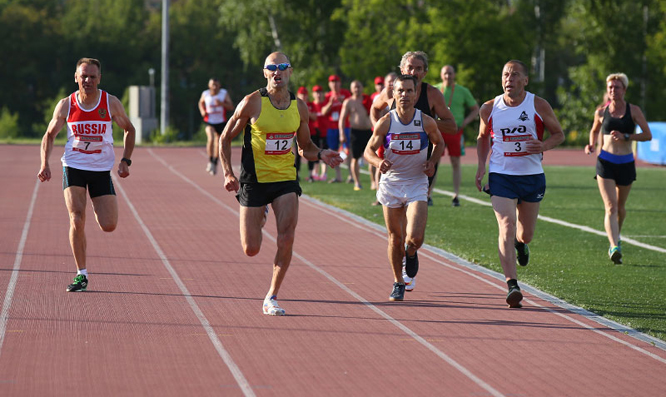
[77,269,88,277]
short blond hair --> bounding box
[606,73,628,88]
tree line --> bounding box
[1,0,664,145]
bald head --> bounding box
[264,51,290,66]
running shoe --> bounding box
[389,282,405,301]
[405,249,419,278]
[609,246,622,264]
[516,241,530,267]
[263,295,286,316]
[402,267,416,292]
[506,285,523,308]
[66,274,88,292]
[346,175,354,184]
[354,185,362,191]
[205,161,213,174]
[452,196,460,207]
[210,162,218,175]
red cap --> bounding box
[312,85,323,92]
[297,86,308,95]
[328,74,340,82]
[374,76,384,85]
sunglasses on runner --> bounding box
[264,63,291,72]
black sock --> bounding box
[209,156,214,163]
[507,279,519,290]
[212,157,218,165]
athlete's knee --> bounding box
[99,220,117,232]
[406,235,424,250]
[69,211,85,230]
[276,230,295,249]
[243,242,261,257]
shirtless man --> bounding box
[339,80,373,190]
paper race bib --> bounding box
[501,134,531,157]
[389,133,420,155]
[72,135,103,154]
[330,111,339,121]
[265,132,295,155]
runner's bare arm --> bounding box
[528,97,564,153]
[428,85,457,135]
[630,105,652,142]
[370,88,389,126]
[475,100,494,191]
[110,95,136,178]
[38,98,69,182]
[219,92,260,192]
[586,108,603,154]
[223,94,235,112]
[297,99,343,168]
[423,115,444,177]
[364,114,392,173]
[198,92,207,117]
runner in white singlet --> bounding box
[476,60,565,309]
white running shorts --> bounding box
[376,179,428,208]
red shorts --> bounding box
[442,128,464,156]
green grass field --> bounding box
[299,161,666,342]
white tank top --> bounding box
[488,91,545,175]
[61,90,115,171]
[381,109,429,183]
[203,89,228,124]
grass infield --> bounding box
[298,161,666,342]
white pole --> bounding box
[160,0,170,135]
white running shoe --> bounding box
[402,266,416,292]
[263,295,286,316]
[205,161,213,174]
[211,162,218,175]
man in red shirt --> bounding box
[322,74,352,183]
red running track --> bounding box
[1,145,664,396]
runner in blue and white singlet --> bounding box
[380,108,429,185]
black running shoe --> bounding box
[516,241,530,267]
[389,282,405,301]
[506,285,523,308]
[452,196,460,207]
[66,274,88,292]
[405,250,419,278]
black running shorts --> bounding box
[62,166,116,198]
[236,180,302,207]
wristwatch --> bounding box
[121,157,132,166]
[623,133,630,142]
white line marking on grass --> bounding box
[430,187,666,254]
[113,164,255,397]
[299,195,666,358]
[0,181,39,358]
[150,150,506,397]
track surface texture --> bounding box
[0,145,664,396]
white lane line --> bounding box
[112,170,255,397]
[300,196,666,358]
[149,150,505,397]
[429,186,666,254]
[0,180,40,358]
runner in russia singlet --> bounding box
[61,90,115,171]
[488,91,545,175]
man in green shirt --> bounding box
[432,65,479,206]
